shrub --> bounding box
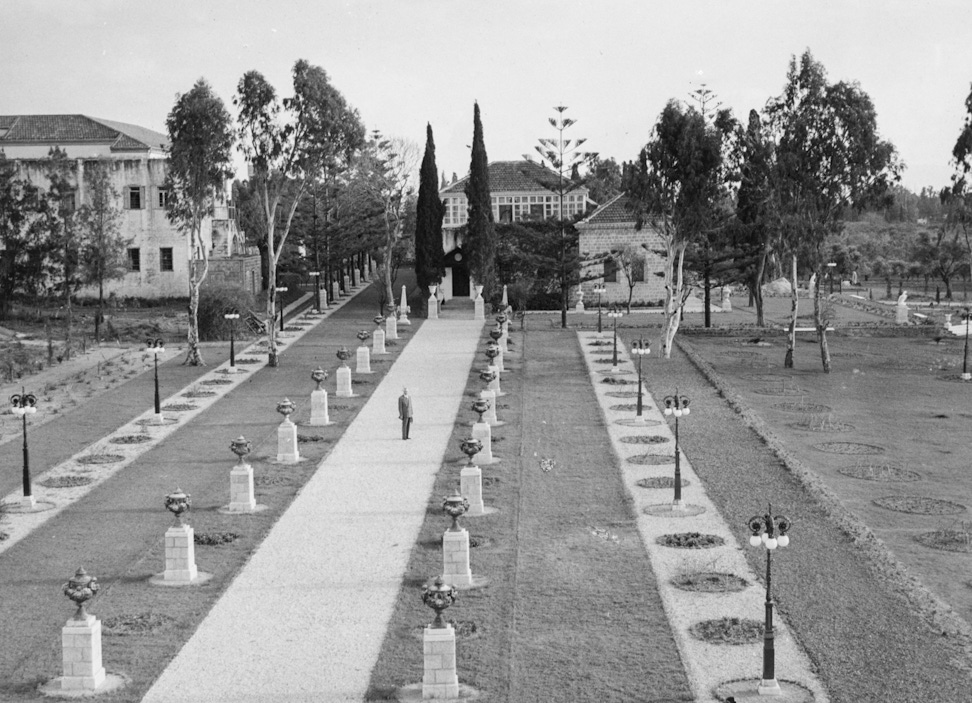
[198,286,258,341]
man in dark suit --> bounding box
[398,387,413,439]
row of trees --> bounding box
[0,150,131,349]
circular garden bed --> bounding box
[255,475,292,486]
[110,434,152,445]
[601,377,635,385]
[102,612,175,636]
[162,403,198,412]
[606,391,639,398]
[297,434,332,443]
[814,441,884,455]
[671,571,748,593]
[772,401,832,414]
[690,617,764,645]
[194,531,240,546]
[235,357,262,364]
[872,496,965,515]
[656,532,724,549]
[76,454,125,465]
[182,390,217,398]
[201,379,234,385]
[626,454,676,465]
[636,476,689,489]
[40,475,93,488]
[915,526,972,552]
[787,418,855,432]
[838,463,921,482]
[620,435,670,445]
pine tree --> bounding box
[463,102,498,299]
[415,123,445,297]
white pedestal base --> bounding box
[309,389,331,425]
[229,463,256,512]
[336,366,353,397]
[356,346,372,373]
[422,624,459,699]
[442,529,472,587]
[343,274,351,293]
[480,390,498,425]
[164,524,199,583]
[428,296,438,319]
[399,285,411,324]
[474,297,485,320]
[461,465,485,516]
[471,422,493,464]
[60,614,107,691]
[386,316,399,340]
[487,365,503,396]
[896,305,909,324]
[276,419,300,463]
[373,329,386,354]
[757,678,782,696]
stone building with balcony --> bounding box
[0,114,258,300]
[438,160,595,300]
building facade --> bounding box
[576,193,667,306]
[438,160,594,300]
[0,114,256,300]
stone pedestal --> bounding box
[471,421,493,464]
[164,524,199,583]
[373,329,386,355]
[152,412,165,425]
[386,315,399,340]
[399,285,411,325]
[356,346,372,374]
[442,528,472,587]
[487,364,503,397]
[309,388,331,426]
[422,624,460,700]
[343,274,351,293]
[575,294,585,311]
[461,465,485,516]
[319,287,328,309]
[496,345,505,373]
[474,297,485,321]
[896,304,909,324]
[428,296,438,319]
[722,287,732,312]
[276,419,300,463]
[229,463,256,512]
[336,366,353,397]
[21,494,36,510]
[60,614,106,691]
[480,390,498,425]
[352,269,359,287]
[331,282,340,304]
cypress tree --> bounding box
[464,101,498,299]
[415,123,445,296]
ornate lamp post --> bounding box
[607,306,623,371]
[746,504,792,696]
[224,311,239,371]
[308,270,321,311]
[631,337,650,423]
[423,575,458,629]
[593,283,606,336]
[275,286,288,332]
[10,389,37,507]
[663,390,690,510]
[146,338,165,421]
[962,306,970,381]
[64,566,100,621]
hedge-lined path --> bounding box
[0,278,416,700]
[629,331,972,703]
[142,312,484,702]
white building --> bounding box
[0,114,256,300]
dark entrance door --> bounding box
[446,248,470,297]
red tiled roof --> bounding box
[440,160,583,195]
[0,115,168,151]
[579,192,637,225]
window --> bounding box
[604,257,618,283]
[60,191,76,214]
[127,186,143,210]
[529,203,544,220]
[128,248,140,272]
[498,204,513,223]
[160,247,174,272]
[157,188,169,208]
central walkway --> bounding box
[143,316,483,703]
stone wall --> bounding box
[199,255,262,295]
[577,221,668,305]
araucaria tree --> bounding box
[165,78,235,365]
[766,50,899,372]
[464,102,498,301]
[77,160,129,342]
[627,100,730,358]
[414,123,445,299]
[236,60,364,366]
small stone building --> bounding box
[576,193,667,306]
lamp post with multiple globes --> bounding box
[607,306,623,372]
[747,504,792,696]
[593,283,606,336]
[224,311,239,372]
[630,337,650,423]
[146,338,165,423]
[663,390,690,510]
[10,389,37,507]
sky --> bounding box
[2,0,971,192]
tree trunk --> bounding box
[184,249,209,366]
[266,255,279,367]
[95,280,103,343]
[814,270,832,373]
[703,251,711,328]
[754,247,769,328]
[945,278,953,299]
[662,243,687,359]
[785,254,798,369]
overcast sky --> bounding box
[2,0,970,192]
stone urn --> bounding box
[276,397,296,421]
[64,567,100,620]
[356,330,370,345]
[489,327,503,342]
[479,369,496,387]
[373,315,385,328]
[442,491,470,531]
[496,314,508,326]
[165,488,191,525]
[229,436,252,466]
[422,576,457,629]
[460,437,483,466]
[471,399,490,424]
[336,346,352,367]
[485,343,500,365]
[311,366,328,391]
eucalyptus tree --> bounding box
[766,50,899,372]
[235,59,365,366]
[0,152,42,318]
[941,82,972,283]
[165,78,235,365]
[626,100,731,358]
